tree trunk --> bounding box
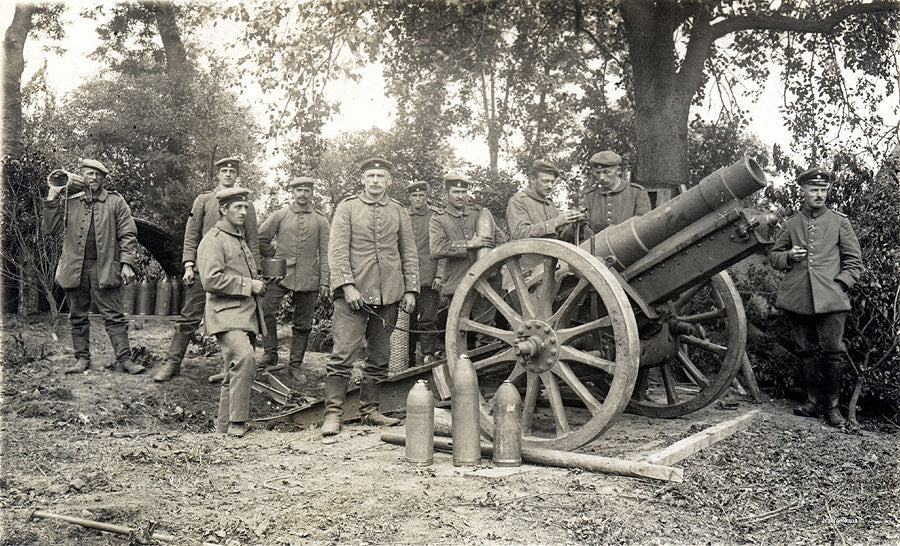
[2,4,34,158]
[619,1,702,188]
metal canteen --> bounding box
[261,257,287,277]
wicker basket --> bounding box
[388,309,410,376]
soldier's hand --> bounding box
[343,284,364,310]
[555,209,585,228]
[318,285,330,299]
[788,246,808,262]
[183,265,195,286]
[431,277,444,292]
[467,235,494,249]
[401,292,417,314]
[251,279,266,296]
[121,264,136,285]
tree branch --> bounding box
[708,2,900,40]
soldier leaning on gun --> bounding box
[507,159,585,272]
[196,187,267,438]
[42,158,145,375]
[154,157,261,382]
[582,150,651,233]
[257,176,330,385]
[767,167,864,428]
[322,157,419,437]
[406,180,447,364]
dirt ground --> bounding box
[1,314,898,545]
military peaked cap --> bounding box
[80,158,109,175]
[532,159,560,177]
[796,167,832,186]
[288,176,316,189]
[214,157,242,171]
[589,150,622,166]
[215,187,250,206]
[359,157,394,173]
[406,181,429,193]
[444,172,471,189]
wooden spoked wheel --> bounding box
[627,272,747,418]
[433,239,640,451]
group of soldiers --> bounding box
[42,150,862,438]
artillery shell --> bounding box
[492,380,522,467]
[405,380,435,467]
[451,354,481,466]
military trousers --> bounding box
[327,298,398,382]
[787,311,848,409]
[409,286,443,358]
[215,330,257,423]
[163,277,206,365]
[66,258,129,362]
[261,282,316,362]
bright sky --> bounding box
[4,2,896,187]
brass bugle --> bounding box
[47,169,85,192]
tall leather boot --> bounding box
[359,381,400,426]
[258,329,279,369]
[109,332,145,374]
[822,353,846,427]
[155,332,191,382]
[287,330,310,384]
[321,375,349,436]
[65,327,92,374]
[793,354,823,418]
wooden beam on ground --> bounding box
[642,409,760,467]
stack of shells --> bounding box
[121,275,184,316]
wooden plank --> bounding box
[642,409,760,466]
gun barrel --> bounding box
[584,156,766,268]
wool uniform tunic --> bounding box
[258,202,330,292]
[429,203,507,296]
[583,179,651,233]
[768,206,863,315]
[328,193,419,305]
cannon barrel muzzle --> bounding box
[585,156,766,268]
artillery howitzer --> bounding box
[432,156,777,451]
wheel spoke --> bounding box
[678,308,726,323]
[556,316,612,345]
[540,372,572,435]
[475,279,522,328]
[470,347,517,372]
[537,256,559,317]
[679,334,727,357]
[549,278,589,325]
[505,256,539,320]
[672,283,705,313]
[557,345,617,374]
[521,372,540,434]
[459,318,517,345]
[675,349,710,387]
[551,360,603,414]
[660,363,680,405]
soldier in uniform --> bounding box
[582,150,651,233]
[429,173,507,338]
[768,167,863,427]
[197,187,267,437]
[257,176,330,384]
[154,157,261,382]
[323,157,419,436]
[507,159,585,272]
[406,180,446,364]
[42,158,145,375]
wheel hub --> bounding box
[514,319,559,373]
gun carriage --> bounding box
[432,156,777,451]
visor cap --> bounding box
[80,158,109,175]
[589,150,622,167]
[216,187,250,207]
